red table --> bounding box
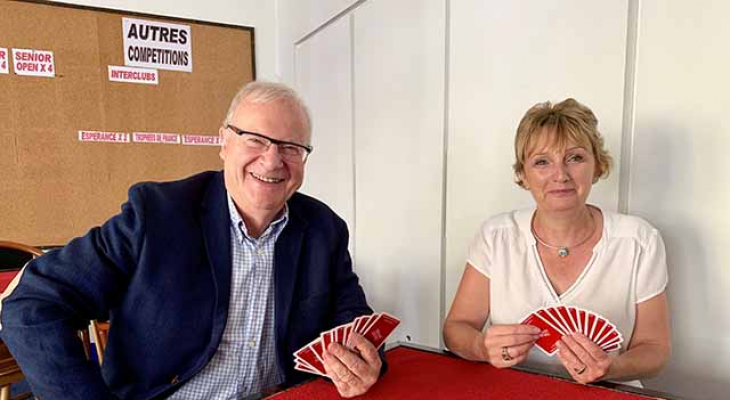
[268,344,676,400]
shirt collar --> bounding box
[226,195,289,243]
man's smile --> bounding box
[250,171,285,184]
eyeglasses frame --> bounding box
[225,124,313,162]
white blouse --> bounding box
[467,207,668,384]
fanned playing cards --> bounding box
[520,305,623,356]
[293,311,401,376]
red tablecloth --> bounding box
[269,346,662,400]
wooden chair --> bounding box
[0,241,42,293]
[89,320,110,365]
[0,241,42,400]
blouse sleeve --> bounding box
[636,228,669,303]
[466,222,492,279]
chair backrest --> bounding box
[0,241,42,271]
[0,242,43,293]
[90,320,110,365]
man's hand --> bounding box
[322,333,382,398]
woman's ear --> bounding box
[518,171,529,190]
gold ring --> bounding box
[501,346,513,361]
[574,364,587,375]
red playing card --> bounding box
[591,317,610,343]
[362,312,401,349]
[311,337,326,363]
[585,312,598,338]
[570,307,582,334]
[580,309,590,336]
[356,314,373,335]
[520,313,562,355]
[603,341,622,352]
[361,314,381,335]
[321,329,334,352]
[343,323,354,347]
[537,308,568,335]
[294,340,326,375]
[295,360,326,376]
[566,306,580,334]
[554,306,577,334]
[544,307,572,335]
[335,324,349,345]
[598,328,622,348]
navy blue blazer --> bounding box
[0,171,377,399]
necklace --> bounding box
[531,210,596,258]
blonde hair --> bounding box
[512,98,612,188]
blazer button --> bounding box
[171,375,180,385]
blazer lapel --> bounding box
[274,196,308,345]
[200,172,232,349]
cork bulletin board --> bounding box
[0,0,255,246]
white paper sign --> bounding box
[123,17,192,72]
[12,48,55,77]
[78,131,130,143]
[108,65,159,85]
[182,134,220,146]
[0,48,9,74]
[133,132,180,144]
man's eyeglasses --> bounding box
[226,124,313,163]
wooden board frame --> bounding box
[0,0,255,246]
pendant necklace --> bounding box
[531,210,596,258]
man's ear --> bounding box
[219,126,228,161]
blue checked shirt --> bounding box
[169,195,288,399]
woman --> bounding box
[443,99,671,385]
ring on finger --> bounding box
[501,346,514,362]
[573,364,587,375]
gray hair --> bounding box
[223,81,312,142]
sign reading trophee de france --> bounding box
[123,17,192,72]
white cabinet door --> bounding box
[296,15,356,255]
[352,0,446,347]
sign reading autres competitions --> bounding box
[123,17,193,72]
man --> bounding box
[0,82,384,399]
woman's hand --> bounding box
[556,332,612,383]
[481,324,541,368]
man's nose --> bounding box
[259,144,284,167]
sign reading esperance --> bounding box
[122,17,193,72]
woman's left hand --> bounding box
[556,333,612,384]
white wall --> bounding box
[628,1,730,397]
[50,0,278,80]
